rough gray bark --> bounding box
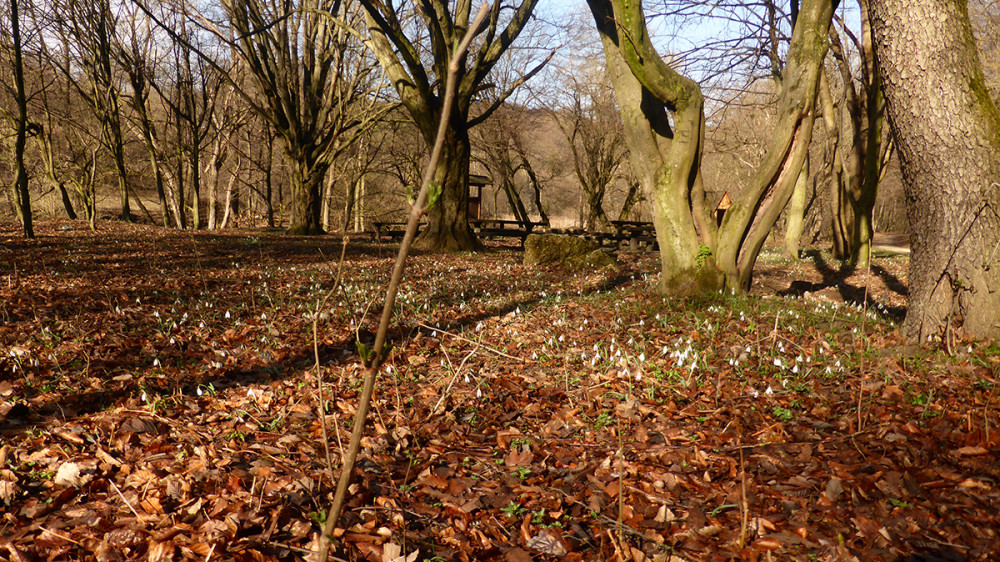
[869,0,1000,340]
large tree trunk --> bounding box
[286,157,328,235]
[588,0,721,295]
[715,0,834,290]
[414,125,480,251]
[869,0,1000,340]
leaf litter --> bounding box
[0,222,997,561]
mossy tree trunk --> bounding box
[715,0,834,291]
[783,154,809,259]
[587,0,720,294]
[588,0,833,295]
[869,0,1000,340]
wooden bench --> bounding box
[472,219,543,244]
[371,221,411,243]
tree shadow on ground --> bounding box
[0,251,635,434]
[777,249,907,321]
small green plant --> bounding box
[592,411,613,429]
[514,466,531,481]
[772,406,794,421]
[502,501,526,518]
[695,244,713,267]
[308,510,327,525]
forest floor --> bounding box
[0,221,997,562]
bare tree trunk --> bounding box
[10,0,33,238]
[869,0,1000,340]
[414,125,480,251]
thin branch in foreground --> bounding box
[315,4,493,561]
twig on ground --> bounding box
[414,321,525,361]
[313,236,351,482]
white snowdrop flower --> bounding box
[386,365,394,373]
[261,313,267,320]
[655,314,660,321]
[153,358,160,367]
[141,392,148,402]
[431,330,437,338]
[515,307,521,315]
[476,388,482,398]
[611,337,616,345]
[615,349,622,358]
[581,353,587,361]
[689,361,697,371]
[728,358,734,366]
[835,360,842,368]
[628,337,634,345]
[591,356,598,366]
[635,371,642,382]
[773,358,782,367]
[745,345,751,353]
[532,352,538,360]
[170,337,176,344]
[593,344,599,352]
[792,365,799,374]
[825,366,833,374]
[638,353,645,362]
[796,355,803,362]
[765,386,774,396]
[440,359,446,366]
[639,319,645,326]
[781,379,788,388]
[806,356,812,362]
[197,387,203,396]
[750,388,760,398]
[225,311,231,319]
[583,319,588,325]
[968,346,973,353]
[558,335,565,342]
[622,368,630,378]
[154,311,160,318]
[735,360,740,367]
[476,322,483,331]
[464,375,470,384]
[200,321,206,329]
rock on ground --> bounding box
[523,234,618,270]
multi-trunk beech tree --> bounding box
[587,0,834,294]
[357,0,547,251]
[221,0,383,234]
[868,0,1000,340]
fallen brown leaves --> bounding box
[0,222,997,561]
